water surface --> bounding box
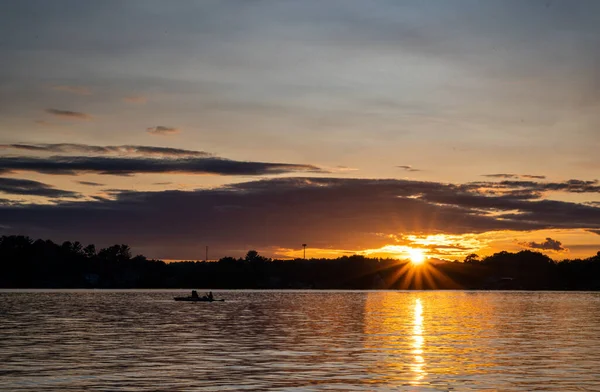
[1,290,600,391]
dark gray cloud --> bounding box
[1,177,599,259]
[0,156,323,176]
[587,229,600,236]
[0,143,211,157]
[397,165,421,172]
[76,181,104,186]
[0,177,80,198]
[0,144,49,152]
[482,174,546,180]
[45,109,92,120]
[520,237,567,252]
[466,179,600,195]
[493,200,600,229]
[482,173,519,179]
[521,174,546,180]
[146,126,179,135]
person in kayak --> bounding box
[191,290,199,299]
[206,291,214,300]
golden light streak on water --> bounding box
[410,298,426,385]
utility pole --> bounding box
[302,244,307,260]
[205,246,208,262]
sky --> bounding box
[1,0,599,261]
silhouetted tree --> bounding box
[245,250,267,262]
[98,244,131,263]
[464,253,480,264]
[83,244,96,258]
[1,235,599,290]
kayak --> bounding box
[173,296,225,302]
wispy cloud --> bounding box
[520,237,567,252]
[331,165,359,173]
[0,200,22,207]
[482,174,519,179]
[466,179,600,195]
[0,156,324,176]
[45,109,92,120]
[397,165,421,172]
[482,173,546,180]
[147,126,179,135]
[0,143,211,158]
[0,177,80,198]
[51,85,92,95]
[0,144,323,176]
[76,181,104,186]
[521,175,547,180]
[123,95,147,104]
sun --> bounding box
[408,248,426,265]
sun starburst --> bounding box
[408,248,426,265]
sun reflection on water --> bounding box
[411,298,426,385]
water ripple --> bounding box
[1,291,600,391]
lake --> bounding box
[1,291,600,391]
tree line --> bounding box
[1,235,599,290]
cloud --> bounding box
[0,156,323,176]
[465,179,600,196]
[482,174,546,180]
[45,109,92,120]
[1,177,599,259]
[147,126,179,135]
[588,229,600,236]
[521,175,546,180]
[331,165,358,172]
[520,237,567,252]
[1,144,49,152]
[482,173,518,179]
[76,181,104,186]
[0,143,211,158]
[0,177,80,198]
[34,120,54,127]
[397,165,421,172]
[123,95,147,104]
[51,85,92,95]
[0,199,23,207]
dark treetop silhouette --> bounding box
[1,235,599,290]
